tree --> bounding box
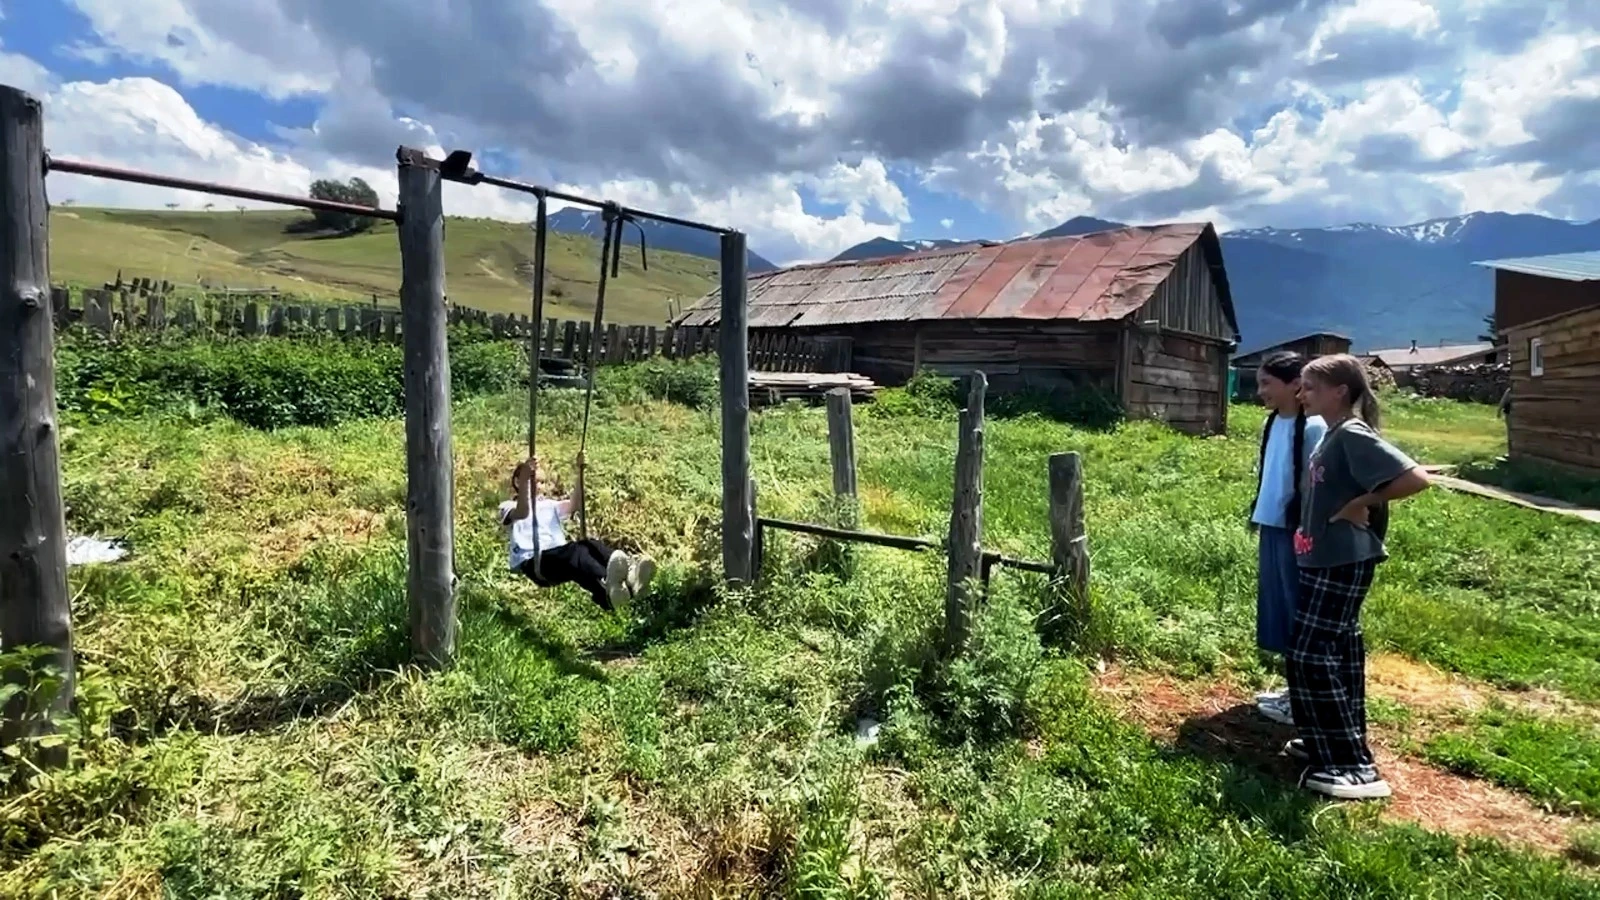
[306,177,380,234]
[165,202,179,211]
[1479,312,1501,345]
[203,202,215,212]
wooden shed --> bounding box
[1231,331,1353,399]
[676,223,1241,434]
[1476,251,1600,475]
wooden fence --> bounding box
[48,284,852,373]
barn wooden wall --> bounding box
[1143,243,1233,342]
[1505,304,1600,475]
[790,320,1120,393]
[1122,330,1229,435]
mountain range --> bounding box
[824,212,1600,352]
[547,208,778,273]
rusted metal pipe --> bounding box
[45,156,401,221]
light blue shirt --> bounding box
[1251,413,1327,529]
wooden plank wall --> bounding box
[46,284,836,373]
[1124,329,1228,435]
[1505,304,1600,475]
[1142,243,1232,342]
[815,321,1118,391]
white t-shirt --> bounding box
[1251,413,1327,529]
[497,498,569,570]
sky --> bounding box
[1,0,1597,265]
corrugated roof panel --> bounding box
[672,222,1235,333]
[1473,251,1600,282]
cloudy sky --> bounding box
[1,0,1597,264]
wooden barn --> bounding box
[1475,251,1600,475]
[676,223,1241,434]
[1231,331,1353,399]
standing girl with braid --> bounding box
[1284,354,1430,800]
[1248,352,1325,727]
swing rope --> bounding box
[527,190,550,581]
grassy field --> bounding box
[49,207,717,323]
[3,334,1599,896]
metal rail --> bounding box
[45,156,402,221]
[427,148,731,236]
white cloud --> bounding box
[940,217,954,229]
[25,0,1600,262]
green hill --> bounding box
[47,207,718,324]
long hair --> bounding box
[1303,353,1382,429]
[1251,351,1309,529]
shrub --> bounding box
[598,356,720,409]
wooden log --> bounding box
[0,85,73,767]
[945,372,987,654]
[286,305,305,329]
[605,323,621,363]
[826,387,857,499]
[243,302,261,335]
[721,231,754,585]
[265,303,284,335]
[323,306,339,334]
[146,293,165,331]
[49,286,67,329]
[646,325,659,358]
[84,289,112,334]
[1048,452,1090,609]
[362,307,381,340]
[383,310,399,341]
[491,313,506,339]
[543,317,558,357]
[396,146,457,667]
[577,320,592,364]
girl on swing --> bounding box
[498,454,656,614]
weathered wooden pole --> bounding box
[826,387,857,499]
[720,231,754,585]
[0,85,74,765]
[945,372,987,653]
[1048,452,1090,605]
[395,147,456,666]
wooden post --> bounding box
[0,85,73,766]
[1048,452,1090,606]
[561,320,577,359]
[49,286,66,329]
[826,387,857,498]
[945,372,987,654]
[146,293,165,331]
[396,147,456,667]
[720,231,754,585]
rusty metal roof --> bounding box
[675,222,1237,334]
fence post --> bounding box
[720,231,754,585]
[0,85,73,767]
[561,320,577,359]
[146,293,165,330]
[396,146,457,667]
[1048,452,1091,612]
[826,387,857,499]
[945,372,987,654]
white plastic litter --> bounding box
[855,716,881,747]
[66,535,128,566]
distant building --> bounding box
[1474,251,1600,476]
[1362,341,1499,374]
[1231,332,1352,399]
[675,222,1242,435]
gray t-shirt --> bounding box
[1295,418,1417,569]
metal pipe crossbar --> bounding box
[426,147,730,236]
[45,156,402,221]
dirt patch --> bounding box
[1094,664,1594,859]
[253,508,387,566]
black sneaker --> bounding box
[1282,738,1310,763]
[1300,765,1391,800]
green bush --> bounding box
[598,356,720,409]
[55,332,527,430]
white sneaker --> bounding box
[1301,766,1392,801]
[1255,688,1287,704]
[628,554,657,601]
[605,551,632,613]
[1256,693,1295,726]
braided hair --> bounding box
[1249,351,1309,529]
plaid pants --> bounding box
[1286,561,1377,769]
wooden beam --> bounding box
[720,231,754,585]
[1048,452,1090,608]
[945,371,987,654]
[826,387,857,499]
[396,147,457,667]
[0,85,73,766]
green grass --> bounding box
[1456,457,1600,509]
[4,338,1599,895]
[49,207,716,323]
[1423,707,1600,817]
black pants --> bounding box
[518,538,617,610]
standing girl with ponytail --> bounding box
[1285,354,1430,800]
[1248,352,1325,727]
